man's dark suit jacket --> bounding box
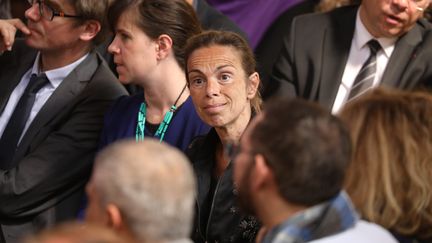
[255,0,320,99]
[271,5,432,108]
[0,41,127,242]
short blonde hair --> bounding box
[339,88,432,240]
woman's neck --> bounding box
[142,63,189,124]
[213,106,252,177]
[215,105,252,145]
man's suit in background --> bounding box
[271,5,432,109]
[0,40,127,242]
[255,0,320,99]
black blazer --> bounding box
[271,5,432,108]
[0,41,127,242]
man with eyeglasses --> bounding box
[0,0,126,242]
[233,97,398,243]
[269,0,432,113]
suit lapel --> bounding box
[318,7,357,108]
[14,52,100,160]
[381,23,423,88]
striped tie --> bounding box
[348,40,381,100]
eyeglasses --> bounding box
[27,0,82,21]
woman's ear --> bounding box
[79,20,101,42]
[156,34,173,60]
[247,72,260,99]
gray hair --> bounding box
[92,139,196,242]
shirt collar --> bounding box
[30,52,90,89]
[354,9,397,58]
[263,191,359,243]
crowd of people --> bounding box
[0,0,431,243]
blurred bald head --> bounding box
[85,139,196,243]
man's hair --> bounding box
[184,30,262,113]
[92,139,196,242]
[68,0,113,45]
[107,0,202,71]
[340,88,432,240]
[250,97,351,206]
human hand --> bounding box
[0,18,31,52]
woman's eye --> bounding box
[120,33,130,40]
[190,78,205,87]
[220,74,231,82]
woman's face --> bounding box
[187,45,259,129]
[108,11,158,84]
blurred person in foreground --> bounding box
[85,139,196,243]
[22,222,130,243]
[233,97,397,243]
[340,88,432,243]
[185,30,261,243]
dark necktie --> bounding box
[348,40,381,100]
[0,74,49,168]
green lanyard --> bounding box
[135,103,176,142]
[135,84,187,142]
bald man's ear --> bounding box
[106,203,124,231]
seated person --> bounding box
[340,88,432,243]
[0,0,126,241]
[185,30,261,243]
[233,97,397,242]
[99,0,210,151]
[85,139,196,243]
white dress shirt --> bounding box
[332,9,396,114]
[0,52,89,143]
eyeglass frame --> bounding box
[27,0,82,21]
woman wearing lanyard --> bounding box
[99,0,210,151]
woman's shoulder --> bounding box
[112,93,143,110]
[172,96,210,131]
[105,93,141,116]
[186,129,217,160]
